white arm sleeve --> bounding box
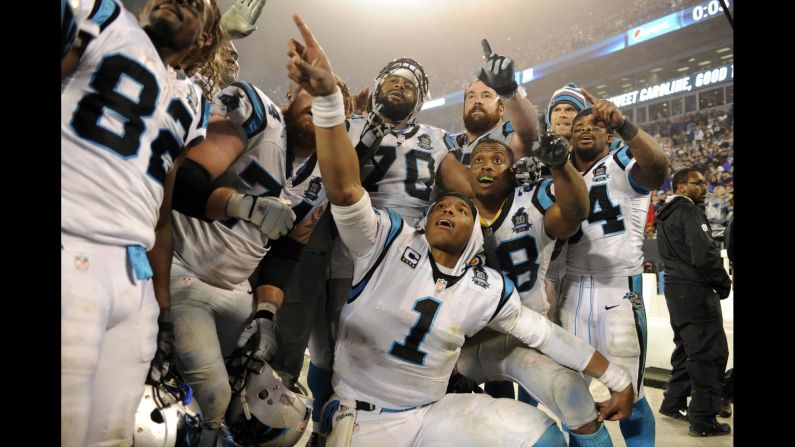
[330,191,378,258]
[489,304,595,372]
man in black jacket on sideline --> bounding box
[655,167,732,437]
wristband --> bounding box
[311,87,346,128]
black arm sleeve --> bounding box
[256,237,306,290]
[172,159,216,221]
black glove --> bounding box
[477,39,517,98]
[446,371,484,394]
[533,129,572,168]
[149,309,175,383]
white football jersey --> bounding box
[332,207,522,408]
[482,180,556,315]
[347,117,456,220]
[451,121,515,167]
[62,0,185,250]
[172,81,327,288]
[167,67,211,148]
[565,147,651,276]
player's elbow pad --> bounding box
[173,159,216,221]
[537,322,596,372]
[256,238,304,290]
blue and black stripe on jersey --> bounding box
[501,121,514,138]
[489,273,515,322]
[61,0,78,57]
[88,0,120,32]
[348,207,405,303]
[609,138,626,152]
[442,132,456,150]
[613,147,651,194]
[199,96,211,134]
[628,274,647,394]
[231,81,269,138]
[531,178,556,215]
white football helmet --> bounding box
[134,371,203,446]
[371,57,430,123]
[226,352,311,447]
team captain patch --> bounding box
[401,247,422,268]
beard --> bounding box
[463,106,501,135]
[285,112,316,150]
[375,91,415,122]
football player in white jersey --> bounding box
[348,57,469,222]
[543,83,589,325]
[287,14,636,446]
[559,89,669,447]
[61,0,212,445]
[279,53,471,444]
[167,62,348,442]
[456,138,616,446]
[451,40,538,167]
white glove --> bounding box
[226,193,295,239]
[237,301,278,361]
[358,103,394,150]
[220,0,266,40]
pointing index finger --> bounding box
[481,39,493,58]
[580,87,598,106]
[292,14,319,48]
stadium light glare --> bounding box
[676,66,690,72]
[698,60,712,66]
[651,67,664,72]
[716,47,731,53]
[720,54,733,59]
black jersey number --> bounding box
[405,149,435,202]
[389,297,442,366]
[71,54,159,157]
[569,184,624,243]
[496,235,540,292]
[362,145,436,201]
[71,54,191,184]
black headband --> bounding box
[435,192,478,221]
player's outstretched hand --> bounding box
[286,14,337,97]
[580,88,624,129]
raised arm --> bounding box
[287,14,380,258]
[532,129,590,239]
[581,88,669,190]
[477,39,538,159]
